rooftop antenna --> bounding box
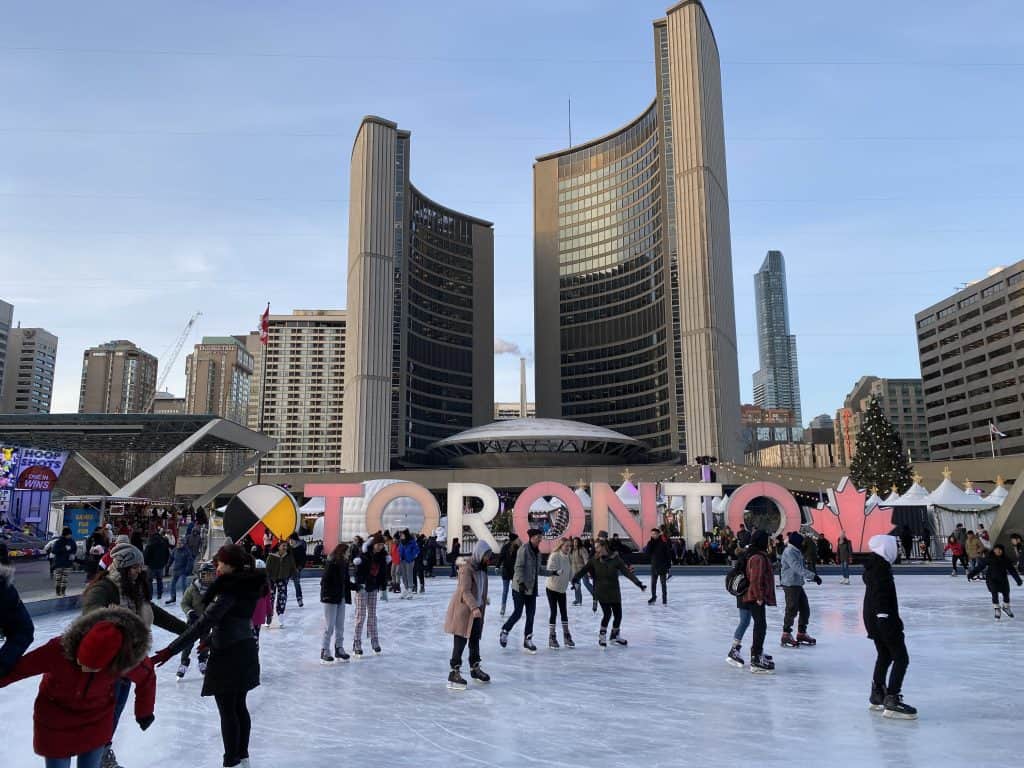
[568,97,572,148]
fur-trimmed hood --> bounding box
[60,606,151,674]
[0,563,14,587]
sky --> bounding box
[2,0,1023,421]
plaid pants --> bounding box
[272,579,288,616]
[353,589,379,651]
[54,567,70,596]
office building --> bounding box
[753,250,801,424]
[495,402,537,420]
[252,310,346,475]
[184,336,253,424]
[151,391,186,415]
[533,0,741,463]
[916,261,1024,459]
[0,299,12,397]
[0,326,58,413]
[834,376,929,465]
[78,340,157,414]
[342,117,494,472]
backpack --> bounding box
[725,551,751,597]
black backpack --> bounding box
[725,551,751,597]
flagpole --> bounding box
[256,303,270,484]
[990,425,996,459]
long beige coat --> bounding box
[444,559,488,638]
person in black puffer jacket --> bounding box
[0,544,34,679]
[497,534,520,616]
[863,534,916,720]
[968,543,1022,620]
[643,528,673,605]
[318,543,353,663]
[153,544,268,768]
[350,533,390,657]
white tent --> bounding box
[865,492,883,511]
[574,487,592,510]
[983,479,1009,506]
[882,487,901,505]
[927,477,998,510]
[615,481,640,509]
[529,496,557,513]
[299,496,325,514]
[890,480,930,506]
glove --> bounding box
[814,575,822,585]
[517,583,526,593]
[150,648,173,667]
[137,714,155,731]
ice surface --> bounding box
[2,574,1021,767]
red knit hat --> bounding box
[77,621,123,669]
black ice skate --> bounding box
[780,632,799,648]
[869,683,886,711]
[523,635,537,654]
[176,661,188,679]
[610,628,628,646]
[598,628,608,647]
[447,666,468,691]
[548,626,560,650]
[499,629,509,648]
[372,643,382,655]
[750,654,775,674]
[562,622,575,648]
[320,649,335,665]
[1002,603,1015,618]
[335,646,350,661]
[648,595,657,605]
[470,663,491,683]
[796,632,817,646]
[726,645,745,668]
[995,606,1002,621]
[882,694,918,720]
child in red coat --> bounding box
[0,606,156,767]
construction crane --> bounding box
[147,311,202,413]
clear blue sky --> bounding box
[2,1,1022,420]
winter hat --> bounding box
[114,534,130,546]
[77,621,124,669]
[214,544,247,570]
[371,532,385,546]
[750,530,769,551]
[110,543,144,570]
[788,532,804,548]
[527,528,543,538]
[868,534,898,564]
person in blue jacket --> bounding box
[0,543,34,679]
[398,530,420,598]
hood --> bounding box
[869,534,898,564]
[470,540,492,570]
[61,606,151,674]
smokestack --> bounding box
[520,357,528,418]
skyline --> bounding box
[3,1,1023,422]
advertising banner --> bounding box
[64,506,102,541]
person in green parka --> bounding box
[572,538,646,647]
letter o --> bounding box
[512,482,585,554]
[726,481,802,539]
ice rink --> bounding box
[2,573,1021,767]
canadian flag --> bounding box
[990,423,1007,438]
[259,303,270,345]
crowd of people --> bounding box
[1,517,1022,766]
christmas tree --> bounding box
[849,396,914,494]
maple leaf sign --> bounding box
[810,476,895,553]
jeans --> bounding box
[733,606,752,643]
[872,632,909,695]
[111,677,131,736]
[649,570,667,599]
[291,569,304,604]
[150,573,164,600]
[44,747,104,768]
[214,690,251,767]
[169,572,189,601]
[782,585,810,634]
[451,617,483,668]
[841,561,850,579]
[400,561,415,591]
[501,578,511,611]
[501,590,536,638]
[322,602,346,651]
[749,603,767,656]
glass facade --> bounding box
[553,104,676,457]
[753,250,802,424]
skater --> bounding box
[725,544,757,669]
[448,538,461,578]
[1011,532,1024,572]
[500,528,543,653]
[52,527,77,598]
[862,534,916,719]
[643,527,672,605]
[544,539,574,649]
[319,543,353,663]
[387,533,400,593]
[413,534,427,593]
[837,532,853,584]
[398,530,419,598]
[496,533,520,616]
[265,540,297,628]
[0,544,34,679]
[568,537,591,607]
[445,541,493,690]
[351,533,389,657]
[965,531,985,578]
[287,533,307,608]
[82,541,186,768]
[779,532,822,648]
[944,535,966,576]
[152,544,268,768]
[176,563,216,679]
[968,544,1022,620]
[742,530,776,673]
[0,607,156,768]
[572,537,646,647]
[143,530,171,601]
[166,538,195,605]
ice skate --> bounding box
[320,649,335,665]
[750,654,775,674]
[522,635,537,654]
[796,632,817,646]
[994,606,1001,621]
[447,665,468,691]
[869,683,886,711]
[176,662,188,680]
[648,595,657,605]
[598,628,607,647]
[500,606,506,616]
[1002,603,1014,618]
[335,646,350,661]
[610,628,628,646]
[372,643,382,655]
[548,626,560,650]
[198,659,207,676]
[470,663,491,683]
[352,643,363,659]
[726,644,745,668]
[499,629,509,648]
[882,694,918,720]
[780,632,799,648]
[592,597,598,613]
[101,747,123,768]
[562,622,575,648]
